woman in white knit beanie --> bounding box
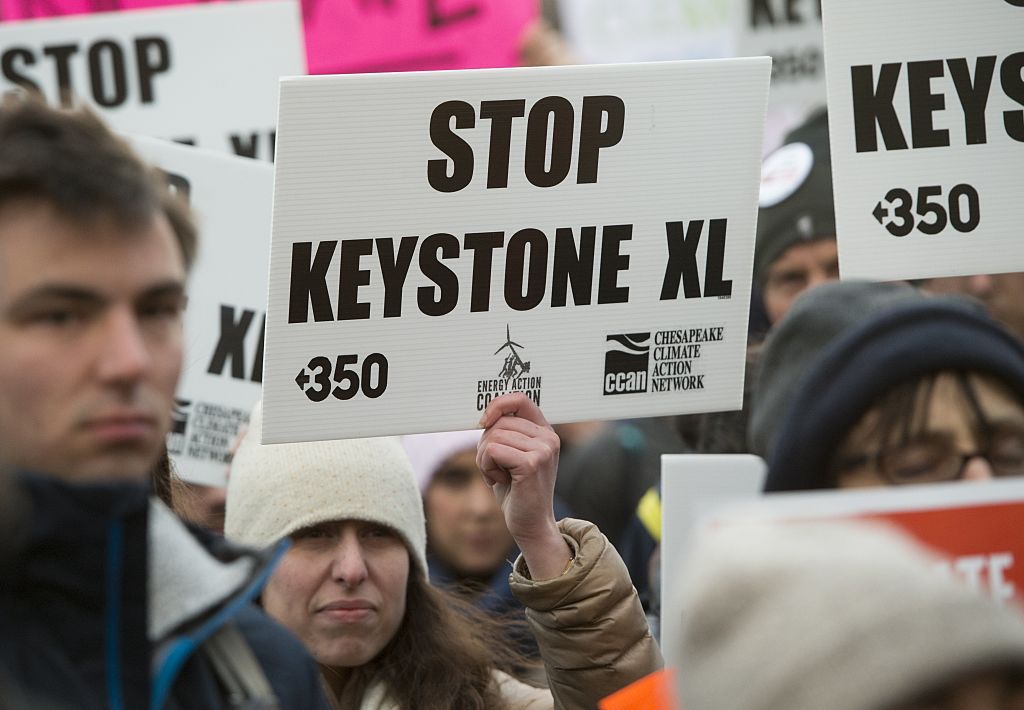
[226,393,662,710]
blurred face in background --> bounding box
[832,373,1024,489]
[923,273,1024,342]
[423,449,514,577]
[762,237,840,325]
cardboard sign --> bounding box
[0,0,534,75]
[130,136,273,487]
[733,0,825,153]
[0,2,304,159]
[659,454,766,666]
[822,0,1024,280]
[262,60,770,443]
[559,0,736,64]
[706,479,1024,607]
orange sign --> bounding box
[599,669,677,710]
[708,479,1024,607]
[862,501,1022,605]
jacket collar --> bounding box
[7,470,276,642]
[147,499,255,640]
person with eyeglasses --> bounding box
[748,281,1024,492]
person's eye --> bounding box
[27,306,89,328]
[989,428,1024,473]
[434,466,475,489]
[362,524,396,540]
[770,271,808,293]
[293,526,332,541]
[882,439,951,482]
[138,296,186,321]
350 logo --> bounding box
[296,354,389,402]
[873,184,980,237]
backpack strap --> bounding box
[202,622,280,710]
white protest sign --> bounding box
[130,136,273,487]
[263,60,770,443]
[733,0,825,153]
[822,0,1024,280]
[659,453,766,666]
[559,0,737,63]
[0,1,304,160]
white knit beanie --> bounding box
[224,401,427,574]
[675,520,1024,710]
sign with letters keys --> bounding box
[0,1,305,160]
[822,0,1024,280]
[130,136,273,487]
[263,60,771,442]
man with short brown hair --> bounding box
[0,96,329,709]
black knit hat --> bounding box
[749,281,926,458]
[753,110,835,287]
[761,292,1024,492]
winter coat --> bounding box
[0,471,331,710]
[349,517,663,709]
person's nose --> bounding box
[467,478,500,518]
[330,532,369,587]
[807,267,833,290]
[961,455,995,482]
[966,274,994,299]
[96,307,150,386]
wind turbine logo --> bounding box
[494,324,530,381]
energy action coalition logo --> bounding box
[476,325,542,410]
[604,333,650,395]
[495,324,530,380]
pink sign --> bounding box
[0,0,538,75]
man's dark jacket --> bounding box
[0,472,330,709]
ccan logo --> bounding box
[166,398,191,455]
[604,333,650,395]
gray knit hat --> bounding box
[675,520,1024,710]
[748,280,925,458]
[224,401,427,574]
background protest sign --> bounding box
[822,0,1024,280]
[263,59,771,442]
[0,0,534,75]
[705,479,1024,607]
[733,0,825,153]
[299,0,536,75]
[660,454,766,666]
[559,0,736,64]
[0,1,304,160]
[130,136,273,487]
[557,0,823,154]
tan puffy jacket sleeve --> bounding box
[509,518,664,709]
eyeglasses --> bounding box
[834,424,1024,485]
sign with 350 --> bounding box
[822,0,1024,280]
